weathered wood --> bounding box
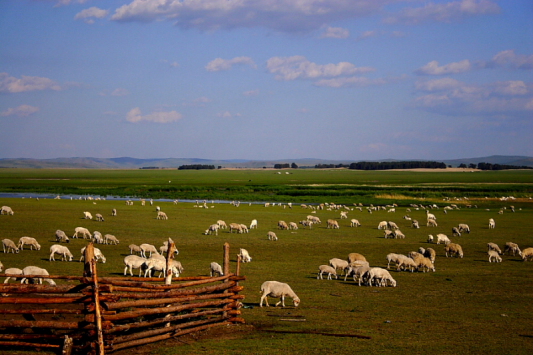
[223,242,230,278]
[0,308,83,315]
[62,335,73,355]
[84,243,95,277]
[0,296,89,304]
[0,341,60,348]
[103,291,236,310]
[165,238,176,286]
[0,320,89,330]
[95,274,242,289]
[90,258,105,355]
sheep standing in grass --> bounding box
[92,231,103,244]
[217,220,227,229]
[55,230,70,243]
[299,220,313,229]
[521,248,533,261]
[504,242,522,256]
[72,227,91,239]
[104,234,119,245]
[249,219,258,229]
[487,242,502,254]
[412,220,420,229]
[378,221,388,230]
[327,219,340,229]
[347,252,367,264]
[112,208,117,216]
[95,213,105,222]
[488,250,502,263]
[204,224,219,235]
[129,244,142,256]
[159,241,179,256]
[144,258,183,278]
[3,268,23,283]
[18,236,41,251]
[80,246,106,263]
[350,219,361,227]
[452,227,461,237]
[259,281,300,307]
[140,244,159,258]
[83,211,93,220]
[368,267,397,287]
[288,222,298,230]
[3,239,19,253]
[418,257,435,272]
[238,248,252,262]
[317,265,338,280]
[329,258,349,276]
[445,243,464,258]
[124,255,147,277]
[458,224,470,234]
[267,231,278,241]
[49,244,73,261]
[156,211,168,220]
[489,218,495,229]
[210,262,224,277]
[424,248,436,263]
[229,223,243,233]
[21,266,56,285]
[1,206,14,215]
[427,219,438,227]
[277,221,289,230]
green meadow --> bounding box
[0,168,532,354]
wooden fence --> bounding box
[0,242,245,354]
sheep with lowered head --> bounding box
[504,242,522,257]
[210,262,224,277]
[445,243,464,258]
[521,247,533,262]
[259,281,300,307]
[487,242,502,254]
[488,250,502,263]
[317,265,338,280]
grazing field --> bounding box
[0,169,532,354]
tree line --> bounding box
[178,165,216,170]
[460,162,532,170]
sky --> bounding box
[0,0,532,161]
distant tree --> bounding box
[468,163,477,169]
[291,162,298,169]
[458,163,467,168]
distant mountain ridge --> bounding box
[0,156,532,169]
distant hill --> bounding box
[0,156,531,169]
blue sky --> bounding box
[1,0,532,161]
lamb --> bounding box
[156,211,168,220]
[521,247,533,261]
[367,267,397,287]
[329,258,349,275]
[347,253,367,263]
[277,220,289,230]
[144,258,183,278]
[418,257,435,272]
[129,244,142,255]
[210,262,224,276]
[104,234,119,245]
[427,219,438,227]
[504,242,522,256]
[487,242,502,254]
[55,230,70,243]
[452,227,461,237]
[445,243,464,258]
[18,236,41,251]
[488,250,502,263]
[49,244,74,261]
[317,265,338,280]
[489,218,495,229]
[327,219,340,229]
[249,219,258,229]
[217,220,227,229]
[2,239,20,253]
[411,220,420,229]
[259,281,300,307]
[72,227,91,239]
[83,211,93,220]
[79,246,106,263]
[288,222,298,230]
[267,231,278,241]
[350,219,361,227]
[123,255,147,277]
[458,224,470,233]
[140,243,159,258]
[21,266,56,285]
[3,267,23,283]
[229,223,243,233]
[1,206,14,215]
[92,231,103,244]
[204,224,219,235]
[238,248,252,262]
[377,221,388,230]
[95,213,105,222]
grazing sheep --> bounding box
[21,266,56,285]
[487,242,502,254]
[317,265,338,280]
[4,267,23,283]
[140,243,159,258]
[299,220,313,229]
[411,220,420,229]
[340,211,348,219]
[129,244,142,256]
[0,206,14,215]
[521,248,533,261]
[267,231,278,241]
[277,220,289,230]
[347,253,367,263]
[343,263,370,282]
[2,239,20,253]
[383,230,395,239]
[488,250,502,263]
[427,219,438,227]
[445,243,464,258]
[239,224,249,233]
[307,216,321,225]
[387,221,399,230]
[377,221,388,230]
[368,267,397,287]
[393,230,405,239]
[327,219,340,229]
[95,213,105,222]
[72,227,91,239]
[229,223,243,233]
[83,211,93,220]
[156,211,168,220]
[104,234,119,245]
[458,224,470,233]
[79,246,106,263]
[249,219,258,229]
[418,257,435,272]
[424,248,436,263]
[489,218,495,229]
[217,220,227,229]
[288,222,298,230]
[350,219,361,227]
[386,253,400,269]
[123,255,147,277]
[452,227,461,237]
[238,248,252,263]
[210,262,224,277]
[55,230,70,243]
[204,224,219,235]
[18,236,41,251]
[431,234,451,245]
[329,258,349,275]
[259,281,300,307]
[504,242,522,257]
[111,208,117,216]
[49,244,74,261]
[144,258,183,278]
[92,231,104,244]
[397,256,417,272]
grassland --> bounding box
[0,169,532,354]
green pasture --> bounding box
[0,190,532,354]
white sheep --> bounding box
[288,222,299,230]
[343,263,370,282]
[347,253,367,264]
[267,231,278,241]
[49,244,73,261]
[277,220,289,230]
[156,211,168,220]
[418,257,435,272]
[386,253,400,269]
[489,218,495,229]
[129,244,142,255]
[55,230,70,243]
[387,221,399,230]
[488,250,502,263]
[427,219,438,227]
[259,281,300,307]
[249,219,258,229]
[144,258,183,278]
[204,224,219,235]
[367,267,397,287]
[104,234,119,245]
[1,206,14,215]
[239,224,249,233]
[18,236,41,251]
[350,219,361,227]
[377,221,388,230]
[445,243,464,258]
[72,227,91,239]
[95,213,105,222]
[452,227,462,237]
[327,219,340,229]
[3,267,23,283]
[217,220,227,229]
[83,211,93,220]
[521,247,533,261]
[458,223,470,233]
[299,220,313,229]
[210,262,224,277]
[329,258,349,275]
[424,248,436,263]
[340,211,348,219]
[238,248,252,263]
[21,266,56,285]
[140,243,159,258]
[317,265,338,280]
[487,242,502,254]
[432,234,450,245]
[79,246,106,263]
[504,242,522,256]
[412,220,420,229]
[92,231,103,244]
[123,255,147,277]
[229,223,243,233]
[2,239,20,253]
[112,208,117,216]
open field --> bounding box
[0,169,532,354]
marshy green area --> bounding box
[0,168,532,354]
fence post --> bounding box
[165,238,177,286]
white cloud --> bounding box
[205,57,256,72]
[0,73,62,93]
[111,88,130,96]
[416,59,472,75]
[111,0,393,33]
[0,105,40,117]
[385,0,500,25]
[266,56,374,81]
[217,111,241,118]
[74,7,109,24]
[126,107,183,123]
[490,50,533,70]
[356,30,378,41]
[320,27,349,39]
[415,78,462,91]
[243,90,259,96]
[314,76,387,88]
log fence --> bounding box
[0,242,245,354]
